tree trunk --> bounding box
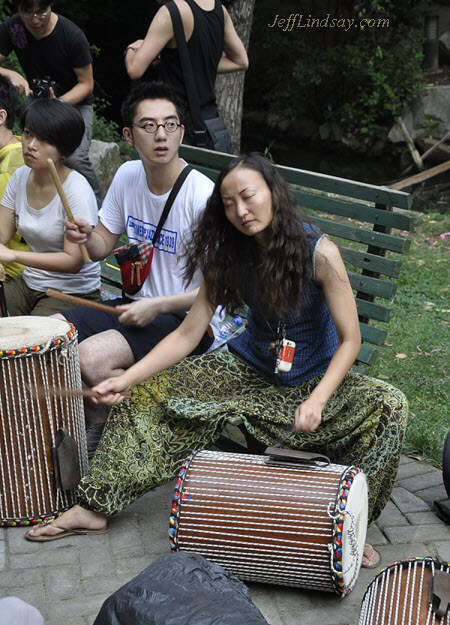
[215,0,255,154]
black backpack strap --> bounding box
[166,0,208,147]
[152,165,193,246]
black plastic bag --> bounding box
[93,552,269,625]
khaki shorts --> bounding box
[3,275,101,317]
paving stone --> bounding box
[81,572,134,597]
[85,615,100,625]
[390,487,430,513]
[282,604,359,625]
[46,619,85,625]
[0,540,5,571]
[0,567,42,589]
[6,526,39,554]
[399,456,416,465]
[398,470,444,493]
[249,590,284,624]
[405,511,447,525]
[45,564,81,601]
[45,595,106,621]
[270,585,314,612]
[8,546,76,569]
[395,461,436,480]
[434,541,450,562]
[366,524,388,545]
[384,524,450,544]
[376,500,409,528]
[414,484,448,504]
[114,554,156,577]
[79,547,114,578]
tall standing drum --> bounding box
[169,448,368,595]
[359,557,450,624]
[0,316,88,526]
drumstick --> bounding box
[47,158,91,263]
[31,385,131,400]
[46,288,122,317]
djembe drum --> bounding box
[359,557,450,624]
[0,316,88,526]
[169,448,368,595]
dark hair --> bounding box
[20,98,84,157]
[121,81,184,128]
[0,75,18,130]
[184,153,317,317]
[15,0,52,12]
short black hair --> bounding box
[20,99,84,157]
[15,0,52,12]
[0,75,19,130]
[121,81,184,128]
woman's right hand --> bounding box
[64,217,92,244]
[91,376,132,406]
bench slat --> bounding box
[356,343,378,365]
[311,216,411,254]
[341,247,402,278]
[292,189,413,231]
[348,272,397,299]
[360,323,388,346]
[356,299,390,322]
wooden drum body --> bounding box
[0,316,88,526]
[359,558,450,624]
[169,449,368,595]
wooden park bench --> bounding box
[100,145,414,450]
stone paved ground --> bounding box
[1,455,449,625]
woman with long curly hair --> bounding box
[27,154,408,569]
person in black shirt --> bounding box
[124,0,248,147]
[0,1,102,206]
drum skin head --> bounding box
[0,316,71,351]
[342,471,368,589]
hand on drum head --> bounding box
[64,217,92,244]
[294,397,324,433]
[91,375,132,405]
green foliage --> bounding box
[92,97,121,143]
[369,213,449,465]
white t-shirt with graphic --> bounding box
[99,159,224,336]
[2,166,101,293]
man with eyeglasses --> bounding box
[0,1,102,207]
[51,81,221,458]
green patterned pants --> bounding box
[77,351,408,524]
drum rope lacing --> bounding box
[0,323,87,526]
[360,558,450,625]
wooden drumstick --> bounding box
[47,158,91,263]
[32,384,131,400]
[46,288,123,317]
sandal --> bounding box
[25,518,108,542]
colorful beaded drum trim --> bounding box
[331,466,362,595]
[0,510,63,528]
[169,451,196,551]
[0,322,77,359]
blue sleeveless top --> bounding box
[228,230,339,386]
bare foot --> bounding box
[26,505,107,540]
[361,543,382,569]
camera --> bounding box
[30,76,59,99]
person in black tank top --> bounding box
[124,0,248,144]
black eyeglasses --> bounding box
[131,120,181,134]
